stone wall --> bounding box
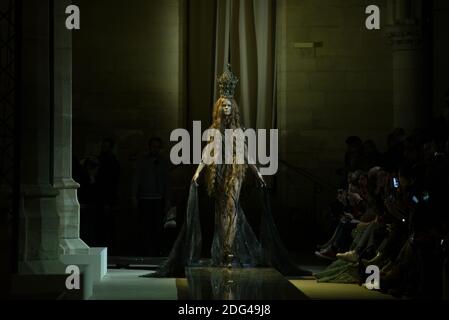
[73,0,184,159]
[275,0,394,245]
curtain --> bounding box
[187,0,277,130]
[219,0,276,130]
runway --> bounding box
[91,266,393,300]
[183,267,308,300]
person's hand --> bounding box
[191,162,205,187]
[257,172,266,188]
[343,212,354,220]
[347,192,363,206]
[192,172,200,186]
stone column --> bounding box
[385,0,426,132]
[19,0,64,274]
[53,0,89,255]
[17,1,105,292]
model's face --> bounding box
[222,99,232,116]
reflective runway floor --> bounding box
[91,267,393,300]
[184,267,308,300]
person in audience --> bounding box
[314,128,449,298]
[132,137,170,257]
[363,140,383,170]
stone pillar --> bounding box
[386,0,426,132]
[19,0,64,274]
[18,1,106,290]
[53,0,89,255]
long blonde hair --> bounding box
[205,98,247,202]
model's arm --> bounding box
[192,161,205,186]
[192,140,215,185]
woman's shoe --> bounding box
[336,250,359,263]
[315,247,337,261]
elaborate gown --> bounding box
[145,64,309,278]
[145,150,310,278]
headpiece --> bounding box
[218,63,239,99]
